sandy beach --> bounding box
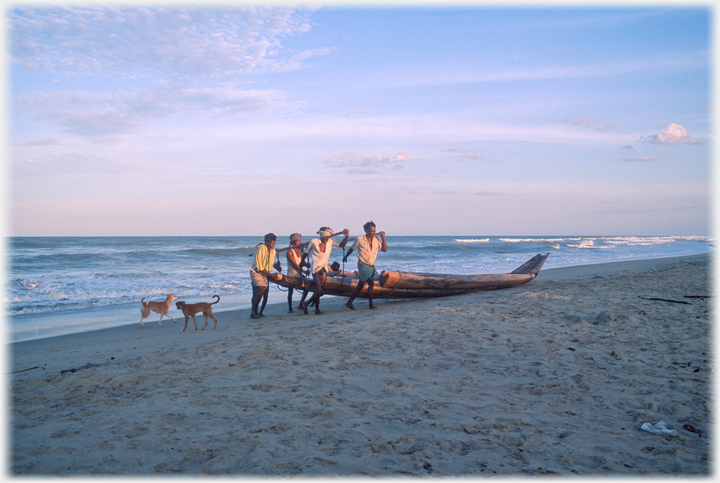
[7,253,712,476]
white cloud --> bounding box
[639,123,701,145]
[323,151,412,174]
[10,7,325,81]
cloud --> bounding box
[12,148,132,176]
[639,123,701,145]
[322,157,348,168]
[10,7,325,81]
[16,87,291,137]
[344,110,373,119]
[593,205,701,215]
[12,137,62,147]
[622,156,665,162]
[372,54,707,91]
[271,47,334,73]
[17,91,145,137]
[323,151,412,174]
[562,116,613,132]
[448,148,484,161]
[448,148,507,163]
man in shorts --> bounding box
[343,221,387,310]
[250,233,282,319]
[285,233,307,313]
[300,226,349,314]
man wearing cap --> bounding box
[250,233,282,319]
[300,226,350,314]
[343,221,387,310]
[286,233,307,313]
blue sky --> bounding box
[7,4,712,236]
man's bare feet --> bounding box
[345,302,355,310]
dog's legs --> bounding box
[201,314,209,330]
[158,313,164,326]
[210,314,218,329]
[191,314,198,330]
[182,315,189,332]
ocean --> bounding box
[6,235,712,342]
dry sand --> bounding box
[7,254,712,476]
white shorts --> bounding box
[249,270,268,288]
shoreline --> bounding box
[535,251,712,280]
[8,252,712,475]
[7,251,712,346]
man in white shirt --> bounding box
[300,226,350,314]
[343,221,387,310]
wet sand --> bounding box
[8,253,712,475]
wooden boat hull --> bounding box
[270,253,550,299]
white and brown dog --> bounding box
[176,295,220,331]
[140,294,178,328]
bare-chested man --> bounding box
[286,233,308,313]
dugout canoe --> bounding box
[270,253,550,299]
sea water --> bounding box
[5,235,712,342]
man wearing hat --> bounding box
[286,233,307,313]
[300,226,350,314]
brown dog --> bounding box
[140,294,178,328]
[176,295,220,331]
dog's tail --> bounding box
[141,297,148,306]
[210,295,220,305]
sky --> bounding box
[6,3,713,236]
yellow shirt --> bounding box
[253,244,276,272]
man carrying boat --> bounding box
[300,227,350,315]
[250,233,282,319]
[285,233,307,313]
[343,221,387,310]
